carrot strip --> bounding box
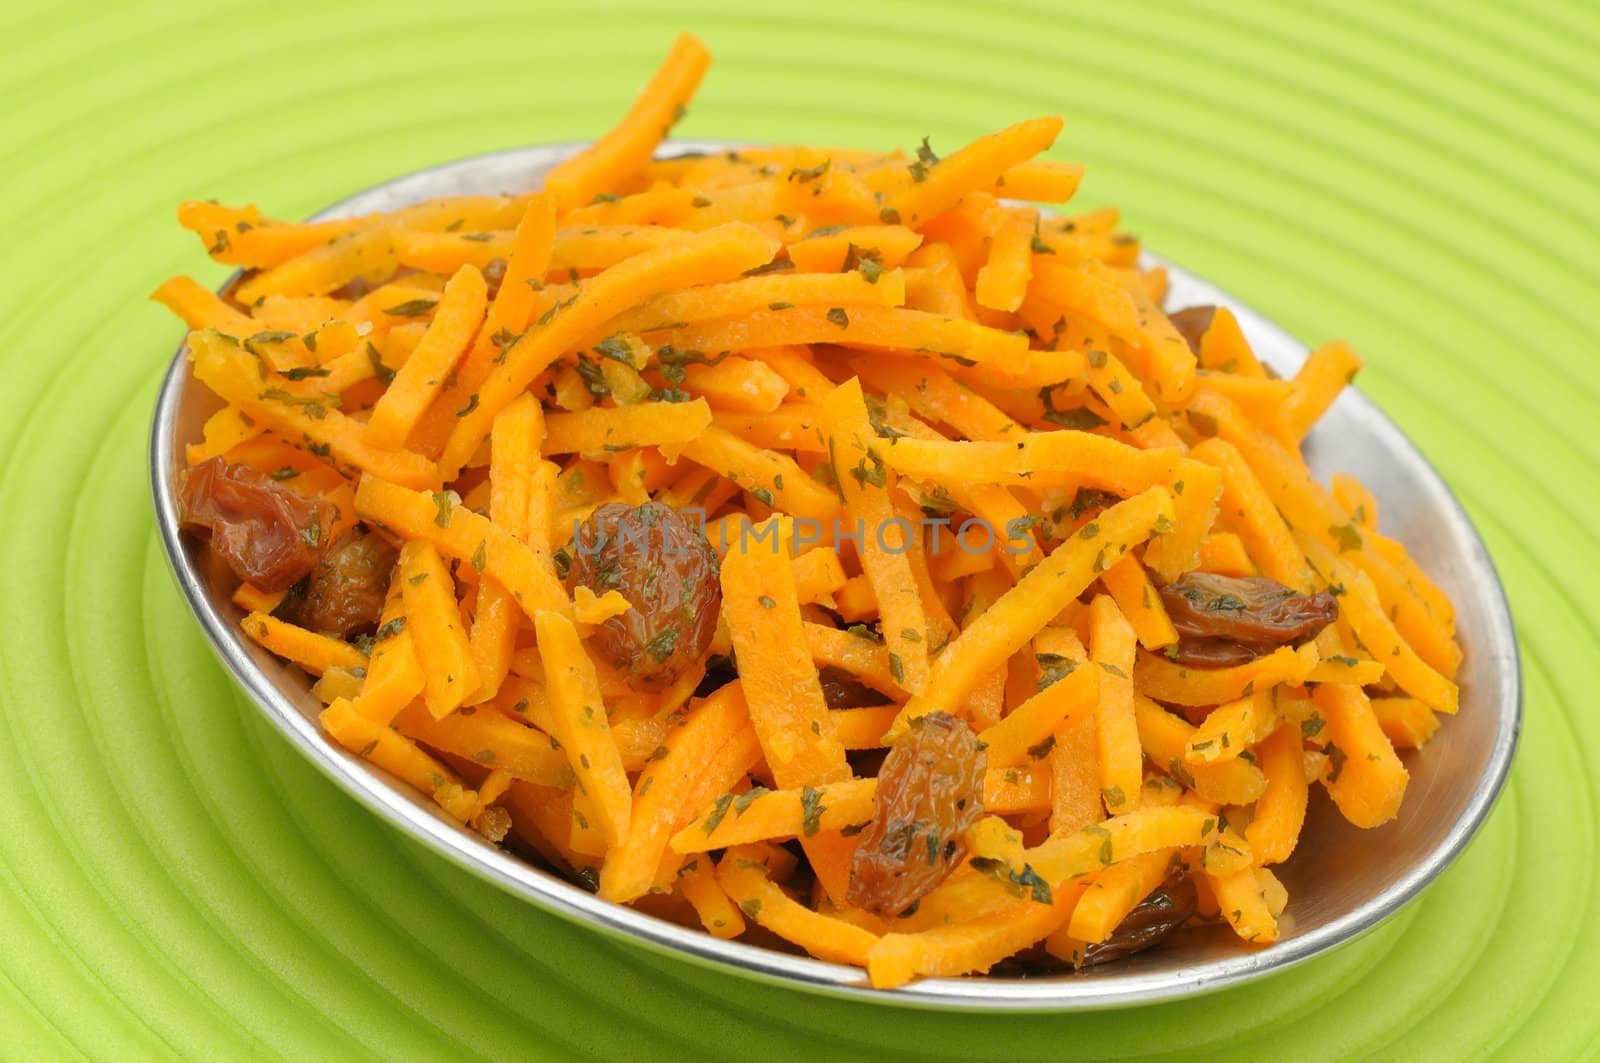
[1098,554,1177,650]
[188,331,440,490]
[671,777,877,853]
[397,540,480,717]
[1050,713,1105,835]
[785,226,924,273]
[194,197,528,268]
[607,268,904,334]
[1372,696,1440,749]
[717,845,880,966]
[1134,642,1319,707]
[678,425,840,523]
[489,393,545,540]
[542,398,712,455]
[1194,306,1265,376]
[973,209,1036,313]
[853,359,1023,442]
[406,197,559,456]
[353,474,570,622]
[1185,692,1272,765]
[1300,539,1459,714]
[1028,805,1216,887]
[187,406,267,466]
[466,579,520,708]
[1332,472,1380,530]
[1244,723,1309,865]
[675,855,747,939]
[502,782,585,874]
[1314,683,1410,827]
[176,201,269,262]
[867,897,1064,989]
[151,275,258,336]
[755,345,837,403]
[822,378,931,693]
[708,405,827,455]
[1193,389,1460,675]
[648,304,1028,369]
[1088,596,1141,815]
[1197,531,1256,577]
[240,612,366,676]
[902,245,977,319]
[791,546,848,605]
[803,623,900,697]
[439,222,781,478]
[1120,279,1198,408]
[544,33,712,209]
[235,228,399,306]
[1210,866,1280,944]
[676,358,791,414]
[391,702,569,788]
[1031,259,1195,405]
[321,698,477,822]
[562,183,700,227]
[364,263,487,449]
[720,519,850,788]
[884,117,1063,226]
[1085,346,1158,430]
[350,578,424,725]
[827,706,899,750]
[975,665,1099,767]
[550,226,697,276]
[991,159,1084,202]
[874,433,1180,496]
[1133,695,1269,806]
[231,582,284,614]
[1067,848,1176,943]
[1281,340,1363,440]
[599,681,755,902]
[887,486,1174,736]
[984,764,1051,815]
[1189,438,1315,592]
[532,610,632,847]
[721,517,858,901]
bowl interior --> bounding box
[150,142,1519,1010]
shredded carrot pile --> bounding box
[157,31,1461,989]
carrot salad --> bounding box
[157,32,1461,988]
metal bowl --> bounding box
[149,141,1520,1010]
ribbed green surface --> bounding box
[2,1,1594,1058]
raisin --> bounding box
[328,268,417,302]
[179,457,332,592]
[1076,871,1198,967]
[279,526,398,637]
[1168,305,1217,354]
[481,258,509,303]
[847,711,986,917]
[564,501,721,691]
[1158,572,1338,667]
[818,666,892,710]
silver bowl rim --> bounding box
[148,140,1521,1011]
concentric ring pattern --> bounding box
[2,0,1594,1057]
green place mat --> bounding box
[3,1,1595,1058]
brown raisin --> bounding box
[564,501,720,691]
[847,711,986,917]
[1158,572,1338,667]
[1168,305,1217,354]
[1076,871,1198,967]
[279,526,398,637]
[179,457,332,592]
[818,666,892,709]
[481,258,509,303]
